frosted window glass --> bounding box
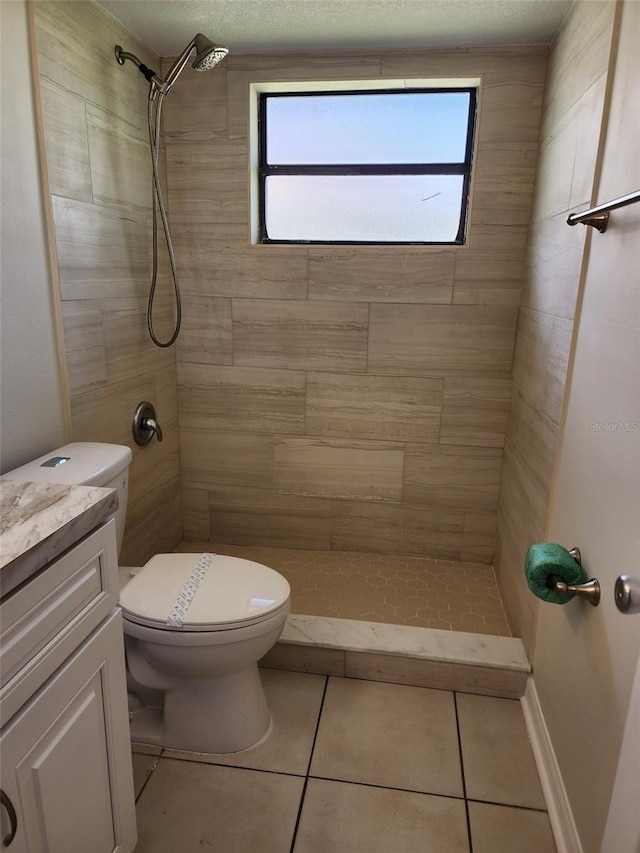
[265,175,464,242]
[266,93,470,165]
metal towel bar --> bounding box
[567,189,640,233]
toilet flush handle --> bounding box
[132,401,163,445]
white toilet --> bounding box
[5,442,290,754]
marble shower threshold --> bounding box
[261,615,530,699]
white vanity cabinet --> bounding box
[0,518,136,853]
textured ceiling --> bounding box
[95,0,573,56]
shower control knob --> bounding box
[614,575,640,614]
[132,401,163,445]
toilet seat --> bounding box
[120,553,290,632]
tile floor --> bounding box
[131,668,556,852]
[177,542,511,637]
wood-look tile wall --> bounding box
[34,1,182,564]
[166,47,548,563]
[494,1,617,650]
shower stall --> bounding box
[30,0,563,649]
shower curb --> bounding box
[260,614,530,699]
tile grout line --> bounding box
[305,773,467,801]
[288,674,330,853]
[134,748,164,804]
[453,692,474,853]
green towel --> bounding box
[525,543,582,604]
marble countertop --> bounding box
[0,479,118,595]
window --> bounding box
[257,87,477,245]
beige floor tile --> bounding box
[293,778,469,853]
[468,801,556,853]
[186,543,511,637]
[457,693,546,809]
[131,753,158,799]
[164,669,326,775]
[310,678,463,797]
[134,758,304,853]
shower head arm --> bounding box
[114,46,165,92]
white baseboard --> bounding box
[521,677,583,853]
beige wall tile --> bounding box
[52,196,149,300]
[441,377,511,448]
[332,500,464,559]
[344,652,527,698]
[71,372,155,446]
[461,512,498,564]
[368,304,517,377]
[181,487,210,542]
[166,140,247,225]
[70,367,181,565]
[542,0,615,124]
[208,487,333,550]
[380,47,547,80]
[403,444,503,512]
[568,73,609,209]
[512,308,572,425]
[39,78,92,203]
[86,105,151,211]
[466,224,529,255]
[233,300,369,371]
[308,249,454,303]
[126,429,181,539]
[35,1,181,567]
[261,644,346,677]
[504,395,558,526]
[180,428,274,491]
[103,296,175,384]
[122,487,182,567]
[520,210,587,319]
[61,300,107,397]
[34,0,158,134]
[306,372,443,442]
[274,438,404,502]
[453,254,524,306]
[178,364,306,433]
[494,2,614,647]
[172,230,308,299]
[161,60,228,141]
[175,295,233,365]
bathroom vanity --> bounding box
[0,480,136,852]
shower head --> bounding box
[163,33,229,93]
[192,33,229,71]
[115,33,228,97]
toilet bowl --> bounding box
[5,442,291,754]
[120,551,290,753]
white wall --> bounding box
[0,0,67,472]
[533,1,640,849]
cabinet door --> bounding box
[0,611,136,853]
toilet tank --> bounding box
[3,442,132,556]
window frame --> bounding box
[257,86,477,246]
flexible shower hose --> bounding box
[147,91,181,347]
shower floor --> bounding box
[176,543,511,637]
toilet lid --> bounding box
[119,553,290,631]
